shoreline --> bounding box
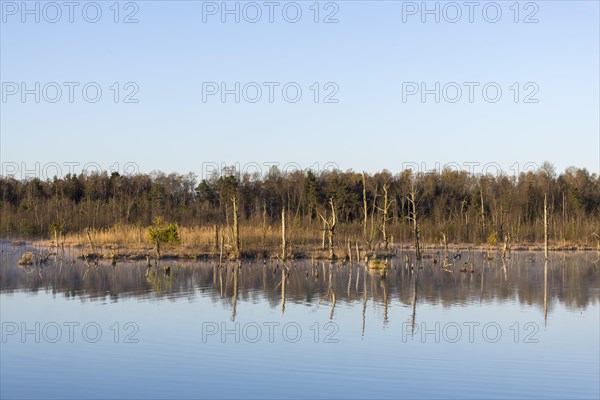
[4,238,598,262]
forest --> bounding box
[1,163,599,258]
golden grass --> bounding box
[48,223,334,258]
[40,223,599,259]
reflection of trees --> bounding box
[544,260,548,323]
[410,263,419,336]
[1,251,598,315]
[146,267,175,293]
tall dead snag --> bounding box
[362,172,368,241]
[441,231,448,260]
[378,184,394,251]
[85,228,94,253]
[347,239,352,263]
[219,234,224,267]
[407,184,422,260]
[231,195,240,258]
[502,234,510,259]
[321,220,327,251]
[281,207,287,260]
[214,224,219,257]
[53,226,59,256]
[480,188,486,243]
[155,238,161,260]
[368,186,379,251]
[261,202,267,255]
[225,201,231,246]
[544,193,548,260]
[317,197,337,260]
[460,199,468,242]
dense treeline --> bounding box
[1,163,598,247]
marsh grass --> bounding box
[39,222,594,260]
[45,223,343,259]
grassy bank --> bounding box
[30,223,598,261]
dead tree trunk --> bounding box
[262,202,267,254]
[214,224,219,257]
[407,186,421,260]
[317,197,337,260]
[480,188,486,243]
[322,220,327,251]
[85,228,94,253]
[225,202,231,247]
[53,227,62,260]
[369,187,378,251]
[544,193,548,260]
[219,234,224,267]
[379,184,393,251]
[347,239,352,263]
[281,207,287,260]
[502,234,510,259]
[441,231,448,259]
[155,238,161,260]
[562,191,566,246]
[362,172,368,240]
[231,195,240,258]
[329,198,337,260]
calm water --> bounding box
[1,242,599,399]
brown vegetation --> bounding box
[1,163,599,259]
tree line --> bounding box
[1,163,598,248]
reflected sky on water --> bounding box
[1,243,599,399]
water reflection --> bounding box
[2,243,598,400]
[411,264,419,337]
[1,245,599,324]
[544,260,548,324]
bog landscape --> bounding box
[3,164,599,263]
[1,1,599,399]
[1,164,599,398]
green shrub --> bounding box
[147,217,180,246]
[487,232,498,246]
[49,221,66,237]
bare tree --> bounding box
[544,193,548,260]
[214,224,219,257]
[281,206,287,260]
[368,186,379,251]
[502,234,510,259]
[480,186,486,243]
[231,195,240,258]
[407,182,422,260]
[317,197,337,260]
[362,172,368,240]
[441,231,448,259]
[377,184,394,251]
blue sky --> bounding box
[1,0,599,179]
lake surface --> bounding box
[1,242,599,399]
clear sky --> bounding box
[1,0,598,180]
